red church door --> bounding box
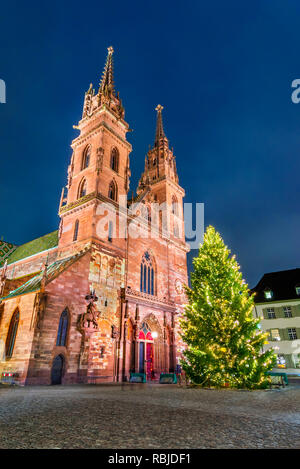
[146,342,153,380]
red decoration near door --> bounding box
[146,331,153,341]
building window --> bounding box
[267,308,276,319]
[293,354,300,368]
[108,180,117,201]
[277,354,286,368]
[288,328,297,340]
[73,220,79,241]
[174,223,179,238]
[172,195,178,216]
[5,309,20,358]
[270,329,281,341]
[295,286,300,296]
[140,251,155,295]
[110,147,119,173]
[78,178,87,199]
[56,309,69,347]
[82,145,91,170]
[264,289,273,299]
[283,306,292,318]
[108,221,113,242]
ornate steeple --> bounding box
[154,104,168,147]
[81,47,125,121]
[96,46,125,120]
[98,46,115,98]
[137,105,178,193]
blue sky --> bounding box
[1,0,300,287]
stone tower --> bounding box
[58,46,131,253]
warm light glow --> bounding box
[152,331,158,339]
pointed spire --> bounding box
[99,46,115,97]
[87,83,94,95]
[154,104,167,147]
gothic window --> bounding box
[108,180,117,201]
[78,178,87,199]
[174,222,179,238]
[139,322,153,341]
[5,309,20,358]
[172,195,178,216]
[140,251,155,295]
[73,220,79,241]
[82,145,91,170]
[110,147,119,173]
[108,221,113,242]
[56,309,69,347]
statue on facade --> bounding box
[78,290,99,331]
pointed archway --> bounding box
[51,354,64,385]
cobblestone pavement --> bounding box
[0,383,300,449]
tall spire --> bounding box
[99,46,115,97]
[154,104,167,147]
[96,47,125,120]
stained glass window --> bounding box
[56,309,69,346]
[140,252,155,295]
[139,322,153,341]
[5,309,19,358]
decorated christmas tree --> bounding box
[181,226,276,389]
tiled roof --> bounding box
[1,250,87,301]
[252,268,300,303]
[6,231,58,265]
[0,240,17,267]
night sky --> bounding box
[1,0,300,287]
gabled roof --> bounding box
[6,230,58,265]
[1,249,88,301]
[252,268,300,303]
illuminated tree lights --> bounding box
[180,226,276,389]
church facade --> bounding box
[0,47,189,385]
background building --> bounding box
[253,268,300,373]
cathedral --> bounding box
[0,47,189,385]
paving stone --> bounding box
[0,383,300,449]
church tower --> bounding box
[58,46,131,253]
[137,105,185,243]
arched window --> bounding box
[110,147,119,173]
[108,221,113,242]
[5,309,20,358]
[172,195,178,216]
[108,180,117,201]
[140,251,155,295]
[78,178,87,199]
[73,220,79,241]
[56,309,69,347]
[82,145,91,170]
[174,222,179,238]
[139,322,153,341]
